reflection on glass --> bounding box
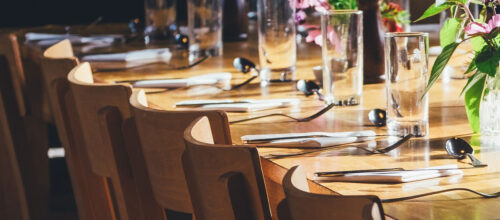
[385,32,429,137]
[321,10,363,106]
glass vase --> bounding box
[480,72,500,136]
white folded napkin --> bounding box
[256,136,375,148]
[314,165,463,183]
[25,32,122,47]
[175,98,300,112]
[241,130,377,142]
[81,48,172,70]
[200,102,285,112]
[133,73,232,88]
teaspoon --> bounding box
[445,137,487,167]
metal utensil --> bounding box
[263,134,412,159]
[382,188,500,203]
[229,103,335,124]
[445,137,487,167]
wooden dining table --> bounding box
[18,22,499,219]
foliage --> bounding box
[418,0,500,132]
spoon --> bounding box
[231,57,260,89]
[296,80,324,100]
[368,108,386,127]
[445,138,487,167]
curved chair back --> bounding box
[129,90,231,214]
[68,62,164,220]
[183,116,272,220]
[41,40,114,220]
[0,33,49,220]
[282,166,385,220]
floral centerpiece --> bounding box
[296,0,410,45]
[417,0,500,133]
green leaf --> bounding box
[422,42,460,99]
[464,74,486,133]
[440,18,462,48]
[415,2,456,22]
[464,58,477,75]
[475,48,500,77]
[471,36,487,52]
[461,71,485,96]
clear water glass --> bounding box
[480,72,500,135]
[188,0,223,59]
[144,0,177,45]
[321,10,363,106]
[385,32,429,137]
[257,0,296,86]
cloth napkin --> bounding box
[314,165,463,183]
[81,48,172,70]
[175,98,300,112]
[132,73,232,88]
[255,136,375,148]
[241,130,377,143]
[25,32,122,47]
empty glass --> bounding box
[144,0,177,45]
[257,0,296,85]
[321,10,363,105]
[188,0,223,59]
[385,32,429,137]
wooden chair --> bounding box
[40,40,114,220]
[282,166,385,220]
[0,33,49,220]
[0,59,29,220]
[183,116,272,220]
[129,90,232,217]
[68,62,164,220]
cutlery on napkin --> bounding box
[313,164,463,183]
[175,98,300,112]
[255,136,375,148]
[241,130,377,143]
[25,32,123,47]
[81,48,173,70]
[132,73,232,88]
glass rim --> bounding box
[322,9,362,15]
[384,32,429,38]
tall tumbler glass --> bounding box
[321,10,363,105]
[144,0,177,45]
[385,32,429,137]
[188,0,223,60]
[257,0,296,85]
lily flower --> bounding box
[465,14,500,36]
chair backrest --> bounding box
[68,62,164,220]
[282,166,385,220]
[41,40,115,220]
[0,33,49,220]
[0,63,29,220]
[183,116,272,220]
[129,90,232,213]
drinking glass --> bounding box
[385,32,429,137]
[257,0,296,85]
[144,0,177,45]
[188,0,223,59]
[321,10,363,105]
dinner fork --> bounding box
[382,188,500,203]
[263,134,412,159]
[229,103,336,124]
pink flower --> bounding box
[296,0,330,11]
[465,22,489,36]
[465,15,500,36]
[486,14,500,32]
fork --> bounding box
[382,188,500,203]
[262,134,412,159]
[229,103,336,124]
